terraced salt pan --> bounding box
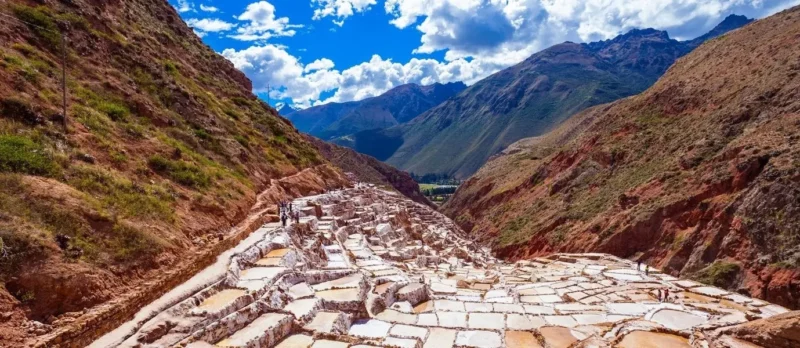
[96,184,791,348]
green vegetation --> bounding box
[67,165,174,220]
[12,5,62,49]
[692,261,741,289]
[75,86,131,122]
[148,155,211,188]
[0,134,61,177]
[498,216,530,247]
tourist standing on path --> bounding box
[637,261,641,271]
[657,289,662,302]
[664,288,670,302]
[281,213,287,227]
[645,265,649,276]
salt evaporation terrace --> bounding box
[94,184,789,348]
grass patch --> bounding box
[691,261,741,289]
[148,155,211,188]
[12,5,62,49]
[67,165,174,220]
[0,134,61,177]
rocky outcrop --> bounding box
[443,6,800,309]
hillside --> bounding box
[304,135,433,207]
[0,0,352,344]
[287,82,466,140]
[348,15,750,179]
[443,6,800,308]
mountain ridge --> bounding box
[443,6,800,308]
[345,15,752,179]
[287,81,466,140]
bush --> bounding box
[68,165,173,220]
[148,155,210,188]
[0,135,60,176]
[95,101,129,121]
[692,261,741,289]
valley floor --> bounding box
[79,185,789,347]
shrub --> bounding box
[148,155,210,188]
[68,165,174,220]
[95,101,129,121]
[163,60,179,75]
[0,135,60,176]
[692,261,741,289]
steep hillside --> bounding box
[0,0,349,344]
[288,82,466,140]
[351,16,749,179]
[443,7,800,308]
[305,135,433,207]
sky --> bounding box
[169,0,799,109]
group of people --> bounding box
[637,261,673,302]
[279,200,300,227]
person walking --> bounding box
[645,265,649,276]
[657,289,662,302]
[637,261,642,271]
[664,288,670,302]
[281,213,287,227]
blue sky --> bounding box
[170,0,799,109]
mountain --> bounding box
[348,16,751,179]
[304,136,433,207]
[443,6,800,308]
[0,0,366,343]
[287,82,466,139]
[277,103,298,116]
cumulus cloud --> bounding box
[232,1,302,41]
[387,0,799,63]
[311,0,378,25]
[186,18,236,33]
[221,0,799,107]
[222,45,496,108]
[175,0,194,13]
[199,4,219,12]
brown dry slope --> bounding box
[444,6,800,309]
[305,135,434,207]
[0,0,350,345]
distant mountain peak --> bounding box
[277,103,298,116]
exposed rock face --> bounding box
[443,6,800,308]
[85,184,792,348]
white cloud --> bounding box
[222,45,494,108]
[186,18,236,32]
[311,0,377,24]
[231,1,302,41]
[175,0,194,13]
[199,4,219,12]
[220,0,800,107]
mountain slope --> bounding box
[443,6,800,308]
[354,16,750,179]
[277,103,297,116]
[288,82,466,139]
[0,0,352,344]
[305,136,433,207]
